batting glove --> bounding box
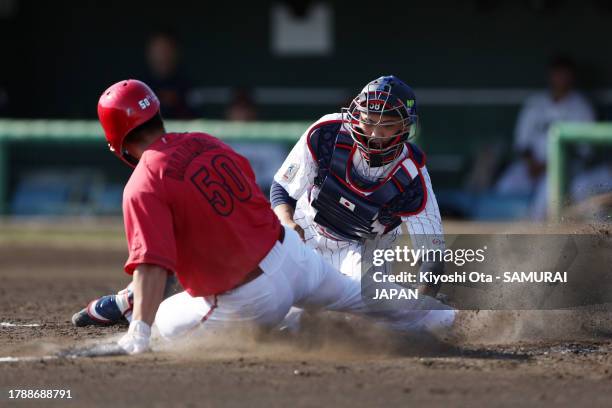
[118,320,151,355]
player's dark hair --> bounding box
[124,112,165,147]
[148,28,179,47]
[549,55,576,73]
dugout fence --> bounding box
[548,122,612,221]
[3,119,610,219]
[0,120,308,214]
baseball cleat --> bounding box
[71,293,131,327]
[71,277,179,327]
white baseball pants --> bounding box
[155,227,454,339]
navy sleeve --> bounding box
[270,181,297,208]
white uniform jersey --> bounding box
[514,91,595,164]
[495,91,595,219]
[274,113,444,279]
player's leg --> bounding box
[277,227,456,333]
[155,227,356,339]
[155,269,294,339]
[72,275,180,327]
[277,238,358,332]
[308,258,455,333]
[495,161,534,195]
[154,291,216,338]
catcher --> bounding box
[272,75,445,293]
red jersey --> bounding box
[122,132,281,296]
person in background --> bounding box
[144,30,194,119]
[495,56,595,220]
[225,88,258,121]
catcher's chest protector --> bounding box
[307,122,427,243]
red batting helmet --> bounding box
[97,79,160,166]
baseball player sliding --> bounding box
[83,79,454,354]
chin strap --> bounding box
[360,145,403,168]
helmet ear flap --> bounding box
[121,148,140,167]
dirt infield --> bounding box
[1,220,612,407]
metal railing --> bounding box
[548,122,612,221]
[0,119,310,214]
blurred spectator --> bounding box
[495,56,595,220]
[225,88,258,121]
[144,30,194,119]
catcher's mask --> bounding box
[343,75,418,167]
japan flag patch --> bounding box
[282,163,299,182]
[339,196,356,211]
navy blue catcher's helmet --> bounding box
[344,75,418,167]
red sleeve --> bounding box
[123,165,176,275]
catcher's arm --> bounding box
[271,181,305,241]
[273,203,305,241]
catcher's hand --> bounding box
[285,221,305,241]
[118,320,151,355]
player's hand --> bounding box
[285,221,305,241]
[118,320,151,355]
